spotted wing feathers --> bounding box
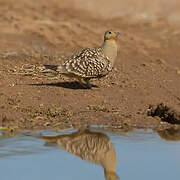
[57,47,112,78]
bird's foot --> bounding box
[78,78,92,89]
[78,81,91,89]
[84,79,93,89]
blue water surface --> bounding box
[0,128,180,180]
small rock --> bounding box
[177,69,180,75]
[156,59,166,65]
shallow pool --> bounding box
[0,128,180,180]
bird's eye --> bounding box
[109,31,112,34]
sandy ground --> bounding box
[0,0,180,131]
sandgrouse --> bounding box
[54,30,119,88]
[41,128,119,180]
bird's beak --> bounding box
[116,32,120,35]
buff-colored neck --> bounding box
[101,145,119,180]
[102,39,118,67]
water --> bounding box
[0,128,180,180]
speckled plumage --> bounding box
[41,129,119,180]
[59,47,112,78]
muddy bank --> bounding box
[148,103,180,124]
[0,0,180,131]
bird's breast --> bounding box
[102,40,118,66]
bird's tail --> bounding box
[44,64,58,71]
[44,64,68,74]
[22,131,58,144]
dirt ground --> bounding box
[0,0,180,131]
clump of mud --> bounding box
[158,128,180,141]
[147,103,180,124]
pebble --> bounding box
[177,69,180,75]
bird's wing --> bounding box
[63,47,112,78]
[56,132,112,165]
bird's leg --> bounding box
[83,78,92,89]
[77,77,90,89]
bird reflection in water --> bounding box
[41,128,119,180]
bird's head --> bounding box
[104,30,120,41]
[104,170,119,180]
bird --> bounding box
[40,128,119,180]
[45,30,120,89]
